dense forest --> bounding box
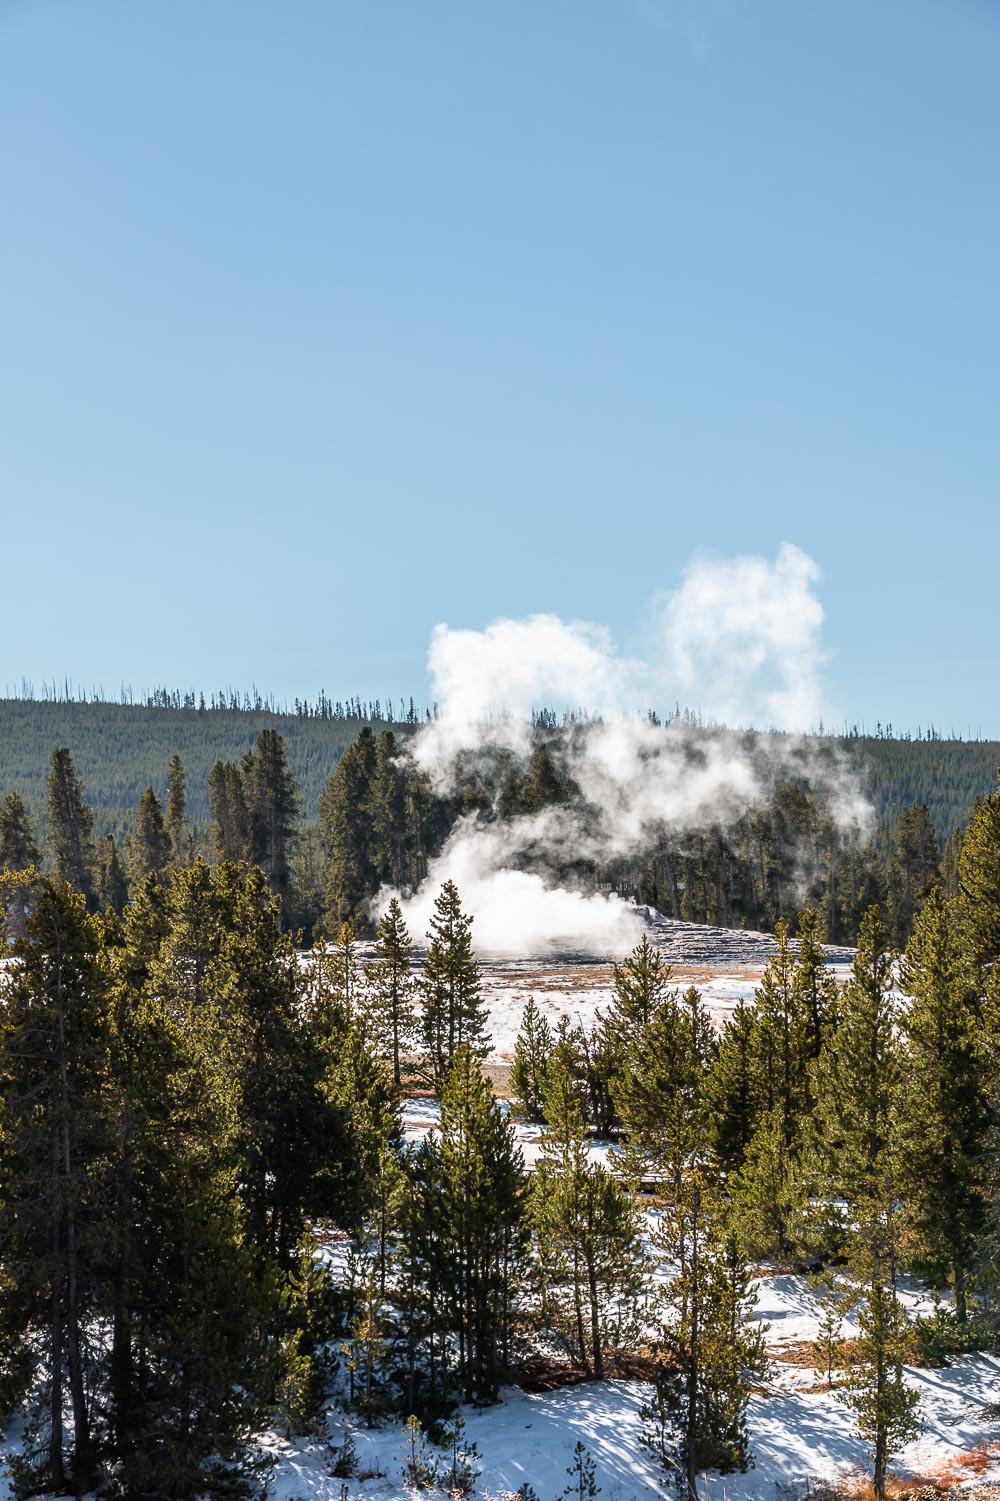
[2,777,1000,1498]
[0,694,995,839]
[1,696,997,949]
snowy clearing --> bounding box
[247,1352,1000,1501]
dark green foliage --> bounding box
[705,912,837,1254]
[614,981,715,1194]
[811,906,898,1207]
[45,746,96,900]
[0,859,371,1499]
[440,1413,481,1496]
[369,896,418,1088]
[319,726,378,931]
[208,760,250,862]
[433,1044,525,1401]
[242,728,300,908]
[509,996,553,1122]
[126,783,173,883]
[166,752,189,864]
[371,730,408,887]
[959,775,1000,965]
[843,1205,922,1501]
[419,881,491,1090]
[897,890,989,1319]
[587,936,678,1135]
[396,1047,524,1410]
[2,699,998,954]
[0,883,109,1494]
[531,1050,646,1378]
[0,697,411,837]
[0,792,40,938]
[0,790,39,870]
[889,803,939,944]
[643,1171,764,1499]
[95,832,129,915]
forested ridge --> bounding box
[0,696,995,840]
[0,697,415,836]
[2,701,998,951]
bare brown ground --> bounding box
[484,963,766,993]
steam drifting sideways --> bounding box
[375,544,869,957]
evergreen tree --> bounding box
[959,775,1000,965]
[845,1281,920,1501]
[0,790,40,871]
[323,1001,400,1248]
[897,889,988,1320]
[510,996,554,1123]
[369,896,417,1088]
[435,1043,525,1400]
[203,863,357,1262]
[522,742,568,813]
[730,1104,800,1260]
[319,726,377,932]
[285,820,327,943]
[747,918,810,1151]
[811,905,899,1211]
[614,984,714,1196]
[308,919,366,1038]
[419,881,491,1090]
[0,791,40,939]
[104,885,269,1495]
[559,1441,600,1501]
[45,746,96,901]
[126,784,172,884]
[243,728,300,909]
[643,1170,764,1500]
[95,832,129,915]
[588,936,676,1134]
[0,882,111,1493]
[940,825,963,901]
[166,752,189,865]
[370,730,407,887]
[793,905,838,1074]
[531,1051,645,1378]
[889,803,940,944]
[207,759,249,862]
[397,1142,452,1414]
[607,934,675,1031]
[704,1001,756,1172]
[843,1204,921,1501]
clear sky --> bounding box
[2,1,998,734]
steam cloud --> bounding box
[377,544,865,958]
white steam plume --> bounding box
[377,544,863,958]
[662,543,827,732]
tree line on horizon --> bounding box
[0,726,984,950]
[0,693,996,843]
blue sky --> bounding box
[2,1,998,733]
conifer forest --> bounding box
[3,711,1000,1500]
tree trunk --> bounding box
[588,1261,604,1380]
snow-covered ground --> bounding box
[300,1172,1000,1501]
[6,1332,997,1501]
[478,967,763,1059]
[350,908,856,1062]
[250,1349,1000,1501]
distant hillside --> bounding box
[843,734,1000,837]
[0,699,412,839]
[0,698,995,844]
